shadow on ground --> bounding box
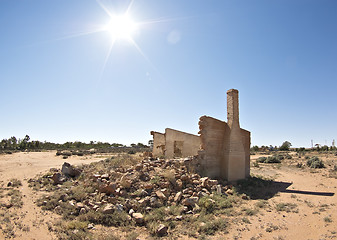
[235,177,335,200]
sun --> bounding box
[104,15,137,41]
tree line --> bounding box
[0,135,150,152]
[251,141,337,152]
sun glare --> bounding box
[105,15,137,41]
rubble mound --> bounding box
[29,156,244,238]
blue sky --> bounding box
[0,0,336,148]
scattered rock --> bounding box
[174,192,182,203]
[102,204,115,214]
[157,224,168,236]
[132,212,144,224]
[99,183,116,194]
[156,190,167,200]
[182,197,199,207]
[52,173,64,185]
[225,189,233,195]
[61,162,81,178]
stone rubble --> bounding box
[34,156,234,231]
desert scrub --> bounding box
[7,189,23,208]
[79,210,130,227]
[199,195,234,214]
[253,161,260,168]
[307,156,324,168]
[324,216,332,223]
[257,155,283,163]
[53,220,91,240]
[275,203,298,213]
[8,178,22,187]
[255,200,268,209]
[242,207,258,216]
[197,216,227,235]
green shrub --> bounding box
[257,155,283,163]
[307,156,324,168]
[198,217,227,235]
[256,157,267,163]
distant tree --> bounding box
[148,140,153,148]
[321,145,329,151]
[279,141,292,151]
[19,135,30,149]
[137,143,149,148]
[251,145,259,152]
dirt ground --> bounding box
[0,151,336,239]
[230,153,337,240]
[0,151,104,240]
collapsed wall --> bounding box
[150,131,165,157]
[150,89,250,182]
[150,129,200,158]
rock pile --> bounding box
[33,157,237,235]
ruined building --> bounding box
[151,89,250,182]
[150,129,200,159]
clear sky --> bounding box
[1,0,336,148]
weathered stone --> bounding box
[176,179,183,189]
[132,212,144,224]
[102,204,114,214]
[200,177,209,187]
[101,174,109,179]
[157,224,168,236]
[241,194,249,200]
[174,192,182,203]
[120,174,132,188]
[61,162,81,178]
[52,173,64,185]
[80,208,87,215]
[143,183,154,190]
[129,209,135,215]
[156,190,167,200]
[99,183,116,194]
[182,197,199,206]
[76,202,85,209]
[115,204,124,212]
[225,189,233,195]
[161,188,170,197]
[135,164,143,171]
[216,185,222,194]
[54,206,62,214]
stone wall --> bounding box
[150,129,200,159]
[198,89,250,182]
[165,128,201,159]
[150,131,165,157]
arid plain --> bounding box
[0,151,336,239]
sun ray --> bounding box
[125,0,135,15]
[96,0,114,18]
[128,38,164,79]
[99,37,116,79]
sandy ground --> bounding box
[0,151,336,239]
[228,154,337,240]
[0,151,104,240]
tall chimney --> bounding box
[227,89,239,128]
